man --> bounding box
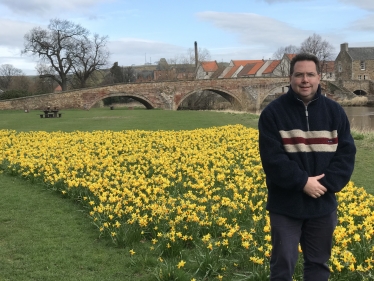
[258,53,356,280]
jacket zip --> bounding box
[304,104,310,131]
[296,97,318,131]
[291,86,321,132]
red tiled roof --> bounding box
[246,61,266,75]
[201,61,218,72]
[286,54,296,60]
[224,60,264,78]
[232,60,263,66]
[263,60,281,74]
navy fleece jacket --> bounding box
[258,85,356,219]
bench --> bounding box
[39,110,62,118]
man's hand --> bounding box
[303,174,327,198]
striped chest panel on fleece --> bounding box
[279,129,338,153]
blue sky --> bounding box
[1,0,374,75]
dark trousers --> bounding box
[269,210,337,281]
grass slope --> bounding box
[0,174,154,281]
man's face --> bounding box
[289,60,321,103]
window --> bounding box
[338,62,342,72]
[358,75,362,80]
[364,75,367,80]
[360,61,365,70]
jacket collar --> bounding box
[287,84,322,104]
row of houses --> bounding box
[196,54,339,81]
[199,43,374,83]
[140,43,374,84]
[142,53,335,82]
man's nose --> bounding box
[301,74,309,81]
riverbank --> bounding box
[338,96,369,106]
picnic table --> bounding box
[40,107,62,118]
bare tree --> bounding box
[35,63,57,92]
[167,54,183,66]
[300,33,334,61]
[23,18,108,91]
[186,47,211,65]
[8,75,30,92]
[0,64,24,90]
[300,33,335,79]
[70,34,109,88]
[273,45,299,60]
[272,45,300,76]
[167,48,211,66]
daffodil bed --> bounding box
[0,125,373,280]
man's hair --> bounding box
[290,53,320,75]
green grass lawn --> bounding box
[0,108,373,281]
[0,173,155,281]
[0,108,259,132]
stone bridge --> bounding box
[0,77,368,111]
[0,77,291,111]
[340,80,374,102]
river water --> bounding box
[343,106,374,131]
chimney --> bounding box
[194,41,198,67]
[341,43,348,52]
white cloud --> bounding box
[0,0,113,16]
[108,38,186,66]
[0,19,38,48]
[338,0,374,11]
[197,12,308,47]
[350,15,374,31]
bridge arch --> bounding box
[176,86,242,109]
[87,92,156,110]
[246,82,289,110]
[266,82,290,97]
[353,89,368,96]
